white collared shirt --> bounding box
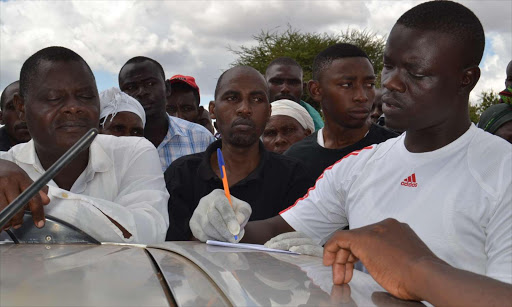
[0,135,169,244]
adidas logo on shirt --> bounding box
[401,173,418,188]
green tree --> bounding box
[469,90,501,123]
[229,26,386,109]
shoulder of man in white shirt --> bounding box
[1,134,169,244]
[467,128,512,196]
[93,134,158,161]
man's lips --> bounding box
[56,121,88,132]
[231,118,255,131]
[232,118,255,127]
[348,108,370,119]
[14,122,28,131]
[137,99,155,110]
[381,96,403,109]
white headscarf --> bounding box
[271,99,315,132]
[99,87,146,127]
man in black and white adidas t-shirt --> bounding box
[187,1,512,285]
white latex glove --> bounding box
[264,231,323,257]
[189,189,252,243]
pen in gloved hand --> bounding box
[217,148,238,241]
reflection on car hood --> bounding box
[0,241,423,307]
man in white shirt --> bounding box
[0,46,169,244]
[188,0,512,286]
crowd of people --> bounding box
[0,1,511,305]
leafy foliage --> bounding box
[229,26,386,109]
[469,90,501,123]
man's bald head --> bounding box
[214,66,269,100]
[211,65,271,147]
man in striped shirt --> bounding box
[119,57,214,171]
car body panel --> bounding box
[147,247,231,307]
[150,242,396,306]
[0,244,170,307]
[1,241,423,306]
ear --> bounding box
[0,110,3,125]
[308,80,322,103]
[304,128,312,137]
[208,101,216,120]
[461,66,480,93]
[13,94,26,121]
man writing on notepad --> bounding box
[187,0,512,293]
[164,66,315,241]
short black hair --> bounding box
[119,56,165,83]
[312,43,370,80]
[167,80,200,106]
[0,80,19,111]
[265,57,303,76]
[397,0,484,67]
[214,66,268,100]
[19,46,94,97]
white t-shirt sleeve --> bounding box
[45,142,169,244]
[280,146,377,245]
[485,167,512,284]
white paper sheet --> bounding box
[206,240,300,255]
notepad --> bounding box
[206,240,300,255]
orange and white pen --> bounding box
[217,148,237,240]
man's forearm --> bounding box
[413,258,512,307]
[241,215,294,244]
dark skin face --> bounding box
[197,109,215,134]
[495,121,512,144]
[262,115,310,154]
[100,111,144,137]
[119,61,169,119]
[15,60,100,190]
[0,82,30,146]
[166,88,200,122]
[370,88,383,123]
[310,57,376,129]
[212,68,271,148]
[506,60,512,89]
[381,24,478,152]
[266,64,303,103]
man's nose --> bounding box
[274,132,288,146]
[61,96,84,114]
[353,85,370,104]
[135,85,148,99]
[236,98,252,117]
[382,69,406,93]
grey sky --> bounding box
[1,0,511,106]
